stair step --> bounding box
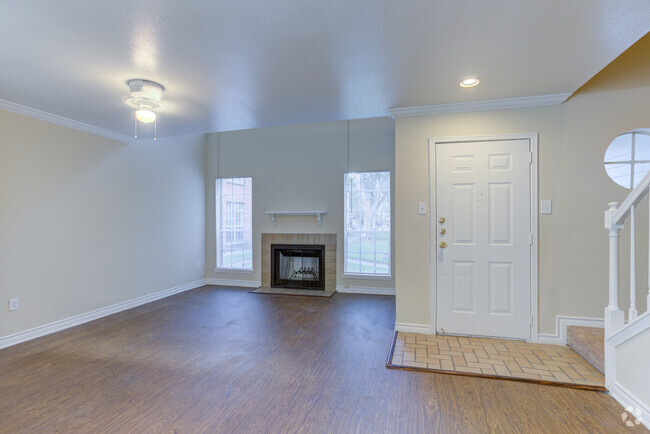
[566,326,604,374]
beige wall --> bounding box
[395,38,650,334]
[0,110,207,338]
[206,117,396,290]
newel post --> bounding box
[604,202,625,338]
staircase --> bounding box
[566,326,604,374]
[603,170,650,428]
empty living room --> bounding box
[1,1,649,432]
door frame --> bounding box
[428,133,539,341]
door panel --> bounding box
[489,182,512,245]
[489,262,512,314]
[452,184,475,244]
[452,261,475,312]
[436,139,530,339]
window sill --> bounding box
[343,273,393,281]
[214,268,254,274]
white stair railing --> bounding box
[604,170,650,389]
[629,205,638,322]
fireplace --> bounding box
[261,233,336,292]
[271,244,325,290]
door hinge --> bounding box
[529,233,533,245]
[530,315,534,327]
[529,152,533,164]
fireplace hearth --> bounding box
[271,244,325,290]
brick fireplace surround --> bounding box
[261,233,336,292]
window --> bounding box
[216,177,252,269]
[224,201,245,243]
[344,171,391,276]
[604,131,650,189]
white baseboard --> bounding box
[336,285,396,295]
[0,279,207,350]
[394,322,432,334]
[206,278,261,288]
[558,316,604,345]
[533,315,604,345]
[394,315,606,344]
[535,334,562,345]
[610,382,650,429]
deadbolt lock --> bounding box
[439,228,446,235]
[439,241,447,248]
[438,217,446,223]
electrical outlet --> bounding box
[9,298,19,311]
[196,261,201,269]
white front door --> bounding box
[435,138,531,339]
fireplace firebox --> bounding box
[271,244,325,290]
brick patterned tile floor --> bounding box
[388,332,605,390]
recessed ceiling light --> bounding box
[460,78,480,88]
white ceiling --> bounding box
[0,1,648,139]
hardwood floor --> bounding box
[0,286,642,432]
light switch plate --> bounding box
[541,200,552,215]
[418,202,427,215]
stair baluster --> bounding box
[605,202,624,339]
[630,205,638,322]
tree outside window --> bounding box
[344,171,391,275]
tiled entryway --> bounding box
[387,332,605,390]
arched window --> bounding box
[604,131,650,189]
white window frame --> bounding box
[216,177,253,271]
[343,170,392,279]
[604,131,650,189]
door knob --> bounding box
[439,241,447,248]
[438,217,446,223]
[439,228,446,235]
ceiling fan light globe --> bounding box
[135,108,156,123]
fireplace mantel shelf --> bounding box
[266,211,327,226]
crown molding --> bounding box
[0,98,133,143]
[388,93,571,118]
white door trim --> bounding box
[428,133,539,341]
